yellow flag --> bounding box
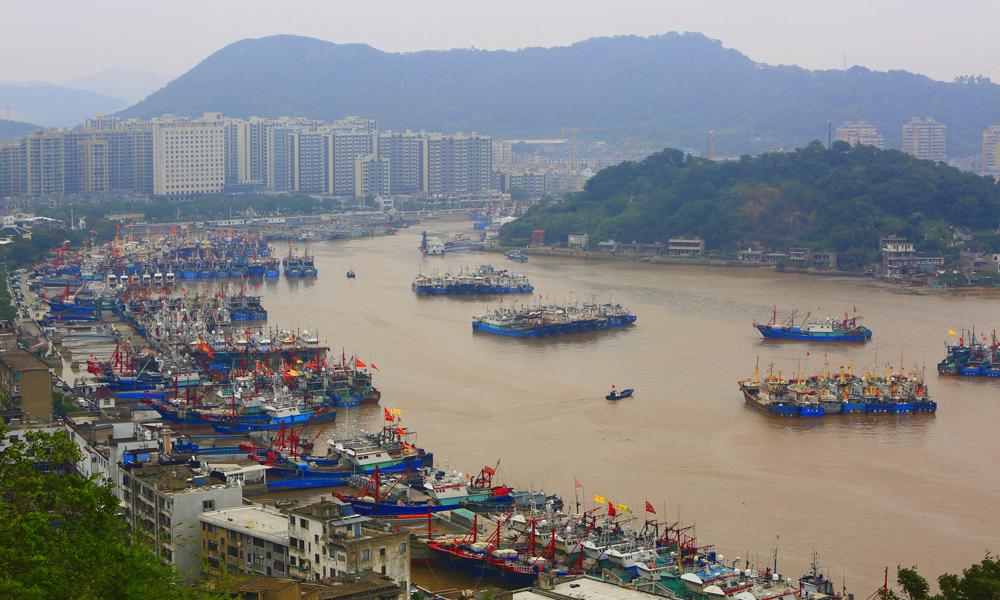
[594,494,606,504]
[389,408,402,416]
[948,330,958,335]
[617,503,632,513]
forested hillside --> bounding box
[502,142,1000,270]
[120,34,1000,157]
[0,119,40,141]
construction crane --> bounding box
[561,127,624,167]
[619,138,681,160]
[701,126,774,160]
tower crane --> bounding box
[561,127,624,167]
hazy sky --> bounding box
[3,0,999,84]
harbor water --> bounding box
[197,218,998,593]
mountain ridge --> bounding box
[119,33,1000,157]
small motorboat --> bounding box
[347,269,356,278]
[606,386,634,400]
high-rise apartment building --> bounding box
[835,121,884,149]
[902,117,946,161]
[377,131,427,194]
[151,112,226,198]
[0,141,23,197]
[354,154,391,197]
[329,131,375,196]
[290,131,329,194]
[425,133,492,194]
[982,126,1000,173]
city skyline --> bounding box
[2,0,1000,86]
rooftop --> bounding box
[514,577,660,600]
[0,349,51,372]
[201,505,290,539]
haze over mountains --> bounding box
[64,67,175,105]
[117,33,1000,158]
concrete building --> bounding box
[668,236,705,256]
[903,117,947,162]
[881,235,944,276]
[200,504,292,579]
[0,141,23,197]
[788,247,811,266]
[151,112,227,198]
[597,239,620,252]
[329,131,375,196]
[0,349,54,422]
[811,251,837,269]
[982,126,1000,173]
[836,121,884,149]
[62,412,157,493]
[377,131,428,195]
[120,459,244,580]
[287,499,410,588]
[354,155,391,198]
[426,133,492,194]
[960,250,991,279]
[567,232,589,249]
[737,249,763,262]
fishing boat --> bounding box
[505,250,528,262]
[754,307,872,342]
[606,386,633,400]
[347,269,355,278]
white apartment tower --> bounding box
[152,112,226,198]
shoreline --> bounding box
[483,245,999,296]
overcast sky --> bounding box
[3,0,999,84]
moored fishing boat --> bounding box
[754,307,872,342]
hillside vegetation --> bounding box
[119,33,1000,157]
[502,142,1000,270]
[0,118,40,141]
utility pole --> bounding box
[827,121,832,148]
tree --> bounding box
[881,558,1000,600]
[508,186,529,201]
[0,426,224,599]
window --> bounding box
[299,518,308,529]
[314,534,319,543]
[253,537,264,548]
[203,500,215,511]
[315,554,320,564]
[400,542,407,553]
[206,556,219,569]
[290,556,296,566]
[381,566,386,575]
[380,547,386,557]
[228,529,237,540]
[207,540,219,553]
[361,549,370,560]
[228,546,239,558]
[206,524,218,534]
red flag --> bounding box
[608,502,616,517]
[645,501,656,514]
[171,227,176,234]
[854,306,857,313]
[396,427,405,435]
[384,408,393,421]
[574,478,583,489]
[356,358,366,368]
[371,362,379,371]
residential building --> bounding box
[810,251,837,269]
[788,247,811,266]
[426,133,492,194]
[329,131,375,196]
[954,228,974,242]
[881,235,944,276]
[377,131,428,194]
[354,154,391,198]
[836,121,884,149]
[668,236,705,256]
[983,126,1000,173]
[151,112,227,198]
[960,250,991,279]
[902,117,946,162]
[0,349,54,422]
[597,239,620,252]
[220,571,405,600]
[200,504,291,579]
[737,249,763,262]
[567,232,589,249]
[0,141,22,197]
[286,499,410,588]
[120,459,243,580]
[62,411,156,493]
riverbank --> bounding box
[483,245,870,277]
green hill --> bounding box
[0,119,41,141]
[501,142,1000,270]
[119,33,1000,157]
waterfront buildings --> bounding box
[200,504,293,579]
[668,236,705,256]
[880,234,944,276]
[151,112,226,198]
[836,121,884,149]
[903,117,947,162]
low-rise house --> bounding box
[737,249,763,262]
[961,251,991,279]
[762,253,786,263]
[619,241,640,253]
[567,232,589,249]
[0,349,54,422]
[597,239,620,252]
[789,247,811,266]
[668,236,704,256]
[954,228,974,242]
[811,251,837,269]
[640,242,663,254]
